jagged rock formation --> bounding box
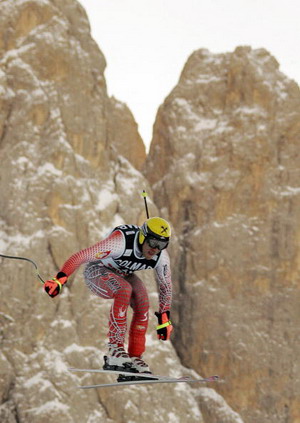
[145,46,300,423]
[0,1,206,422]
[107,96,146,171]
[4,0,297,422]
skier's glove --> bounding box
[44,272,68,298]
[155,311,173,340]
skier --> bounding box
[44,217,173,375]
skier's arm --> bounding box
[44,230,124,298]
[59,230,124,277]
[155,250,172,312]
[154,250,173,340]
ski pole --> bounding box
[142,190,150,218]
[0,253,45,284]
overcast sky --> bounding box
[78,0,299,150]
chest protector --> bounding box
[106,224,161,275]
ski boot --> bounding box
[130,356,152,373]
[103,344,134,372]
[118,356,156,382]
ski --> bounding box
[68,367,177,380]
[78,375,219,389]
[68,367,220,388]
[69,367,220,389]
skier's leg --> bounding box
[84,264,132,367]
[107,277,132,347]
[126,274,149,360]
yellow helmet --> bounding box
[139,217,171,247]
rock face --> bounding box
[2,1,298,422]
[107,96,146,171]
[145,46,300,423]
[0,1,207,422]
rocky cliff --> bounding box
[0,1,205,422]
[107,96,146,171]
[145,46,300,423]
[1,1,298,422]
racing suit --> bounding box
[58,224,172,357]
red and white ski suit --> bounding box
[58,224,172,357]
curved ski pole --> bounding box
[0,253,45,284]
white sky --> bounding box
[78,0,299,151]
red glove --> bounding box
[155,311,173,340]
[44,272,68,298]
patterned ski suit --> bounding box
[59,224,172,357]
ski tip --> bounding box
[209,375,220,381]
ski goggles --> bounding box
[146,236,169,251]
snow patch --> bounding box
[27,399,70,416]
[0,312,15,322]
[37,162,62,177]
[195,387,244,423]
[272,186,300,197]
[64,343,99,354]
[87,410,106,423]
[234,105,267,117]
[24,372,52,390]
[50,319,73,329]
[0,229,46,252]
[96,187,118,211]
[42,349,70,374]
[195,118,217,131]
[195,75,223,84]
[167,412,180,423]
[193,280,206,288]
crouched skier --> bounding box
[44,217,174,376]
